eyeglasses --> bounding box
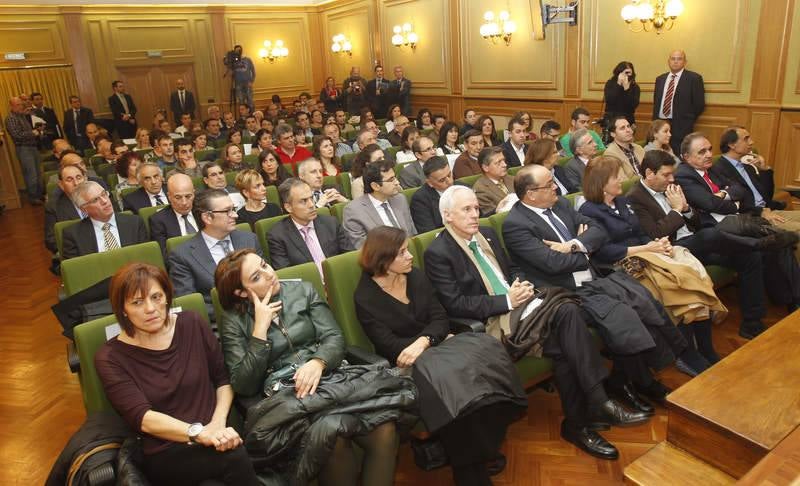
[419,146,436,153]
[527,180,556,192]
[208,207,236,215]
[83,190,111,206]
[381,176,398,184]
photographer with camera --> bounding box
[602,62,640,142]
[225,45,255,112]
[343,66,367,115]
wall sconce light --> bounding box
[621,0,683,34]
[480,11,516,46]
[391,23,418,51]
[258,40,288,63]
[331,34,353,57]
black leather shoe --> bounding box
[597,400,651,427]
[739,320,765,340]
[587,422,611,432]
[560,422,619,460]
[607,382,655,414]
[486,453,506,476]
[638,380,672,405]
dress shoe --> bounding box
[560,422,619,460]
[638,380,672,405]
[606,382,654,415]
[739,320,765,340]
[486,453,506,476]
[587,422,611,432]
[595,400,651,427]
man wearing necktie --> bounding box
[652,50,705,155]
[121,162,167,214]
[170,78,197,123]
[367,65,390,119]
[473,146,516,217]
[392,65,412,116]
[149,173,199,257]
[108,80,138,139]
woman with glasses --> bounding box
[416,108,434,131]
[214,249,414,485]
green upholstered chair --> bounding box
[195,148,217,162]
[73,292,209,413]
[565,192,582,208]
[54,218,81,260]
[341,153,356,172]
[191,176,204,190]
[106,173,119,191]
[117,186,139,206]
[322,250,374,352]
[495,128,506,142]
[557,156,571,167]
[277,261,325,298]
[266,185,281,208]
[225,171,238,187]
[282,163,294,175]
[43,169,59,190]
[385,146,402,159]
[508,166,522,177]
[138,204,167,237]
[339,172,352,199]
[323,175,338,189]
[402,186,419,203]
[329,201,347,223]
[410,228,443,270]
[61,241,165,297]
[622,176,640,195]
[254,214,288,262]
[243,154,259,168]
[488,211,510,249]
[456,174,481,187]
[83,148,97,159]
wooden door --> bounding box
[116,64,196,130]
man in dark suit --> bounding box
[365,64,390,119]
[30,92,62,148]
[169,78,196,123]
[268,179,351,273]
[122,162,167,214]
[44,164,85,254]
[296,158,348,209]
[149,173,198,256]
[385,115,409,147]
[501,116,528,168]
[652,50,705,155]
[424,185,649,461]
[391,65,412,116]
[168,188,261,318]
[410,156,454,233]
[398,136,436,189]
[629,149,768,342]
[62,181,148,260]
[108,80,137,139]
[503,165,681,412]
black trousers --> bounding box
[677,228,767,321]
[542,303,609,427]
[143,443,259,486]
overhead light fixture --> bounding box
[621,0,683,34]
[331,34,353,56]
[258,40,288,63]
[480,10,516,46]
[391,23,418,51]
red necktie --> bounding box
[702,172,719,193]
[663,74,676,117]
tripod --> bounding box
[223,67,237,113]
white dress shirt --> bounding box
[368,194,399,227]
[658,69,684,119]
[148,190,167,207]
[174,209,198,235]
[201,231,234,265]
[91,214,121,252]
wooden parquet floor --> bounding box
[0,203,788,485]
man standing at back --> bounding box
[108,80,137,139]
[169,78,196,123]
[366,65,390,120]
[653,50,705,155]
[392,65,412,116]
[5,96,43,204]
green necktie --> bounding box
[467,240,507,296]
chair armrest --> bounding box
[67,341,80,373]
[346,345,390,367]
[449,317,485,334]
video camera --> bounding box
[223,49,242,68]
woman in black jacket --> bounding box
[603,61,640,128]
[354,226,527,486]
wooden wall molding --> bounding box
[750,0,795,104]
[775,111,800,187]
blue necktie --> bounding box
[543,208,573,241]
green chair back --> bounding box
[495,128,506,142]
[43,169,59,189]
[73,293,209,413]
[322,250,373,352]
[55,218,81,259]
[402,186,419,204]
[243,154,259,168]
[266,185,281,207]
[83,148,97,159]
[138,204,167,237]
[323,175,338,189]
[566,192,582,207]
[282,163,294,175]
[195,148,217,161]
[254,214,289,262]
[508,166,522,176]
[118,186,139,200]
[277,262,325,298]
[488,211,510,250]
[410,228,442,270]
[192,176,204,190]
[61,241,165,296]
[622,176,640,195]
[47,181,59,199]
[106,173,119,191]
[557,156,571,167]
[226,171,238,187]
[386,146,402,158]
[341,153,357,172]
[339,172,352,199]
[456,174,481,187]
[330,201,347,223]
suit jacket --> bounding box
[627,180,700,241]
[169,90,196,121]
[553,165,579,195]
[167,230,261,313]
[652,69,705,150]
[61,213,148,260]
[398,160,425,189]
[578,197,650,263]
[674,162,749,227]
[122,187,165,214]
[365,78,390,115]
[603,142,645,179]
[108,92,138,138]
[410,183,444,234]
[502,198,607,290]
[473,174,514,217]
[714,156,783,211]
[452,153,482,179]
[32,106,62,141]
[342,193,417,249]
[423,226,521,322]
[391,77,412,116]
[44,192,81,253]
[386,131,402,147]
[148,206,185,256]
[63,107,94,149]
[501,140,527,168]
[267,214,351,269]
[563,156,588,191]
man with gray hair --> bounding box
[148,173,198,256]
[5,96,43,204]
[62,180,147,259]
[296,158,348,208]
[424,184,649,462]
[563,128,598,190]
[122,162,167,214]
[352,122,392,153]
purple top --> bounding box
[95,311,229,455]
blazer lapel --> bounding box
[80,219,99,253]
[362,197,384,227]
[188,234,216,278]
[516,203,561,242]
[286,220,314,260]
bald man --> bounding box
[652,50,705,154]
[148,173,198,256]
[5,96,43,204]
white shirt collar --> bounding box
[201,230,230,250]
[368,193,388,209]
[90,213,117,231]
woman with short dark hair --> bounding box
[95,262,258,486]
[436,121,463,155]
[257,147,291,188]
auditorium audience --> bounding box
[501,116,528,167]
[653,50,705,155]
[452,130,485,179]
[296,158,348,209]
[525,138,578,195]
[355,226,528,484]
[432,113,446,140]
[122,163,167,214]
[559,107,606,157]
[603,115,645,178]
[386,116,410,147]
[170,138,205,178]
[152,133,178,171]
[540,120,561,142]
[436,121,464,155]
[234,169,281,230]
[399,135,436,189]
[353,121,392,152]
[63,95,94,152]
[513,110,537,141]
[320,76,343,113]
[62,181,147,260]
[222,143,246,172]
[322,122,354,158]
[563,128,599,189]
[312,135,342,176]
[248,129,272,158]
[350,144,385,199]
[149,173,198,257]
[415,108,434,131]
[205,118,225,147]
[226,128,243,147]
[410,156,454,233]
[459,109,478,136]
[643,120,681,164]
[201,162,246,211]
[108,80,137,139]
[134,128,151,151]
[257,148,291,188]
[214,248,407,486]
[392,65,412,115]
[473,146,515,216]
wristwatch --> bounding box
[570,243,579,253]
[187,422,203,444]
[423,334,438,346]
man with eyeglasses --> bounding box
[201,162,245,211]
[149,173,198,257]
[343,158,417,248]
[386,116,409,147]
[398,136,436,189]
[62,180,147,260]
[122,162,167,214]
[168,188,261,319]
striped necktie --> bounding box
[102,223,120,251]
[663,74,677,117]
